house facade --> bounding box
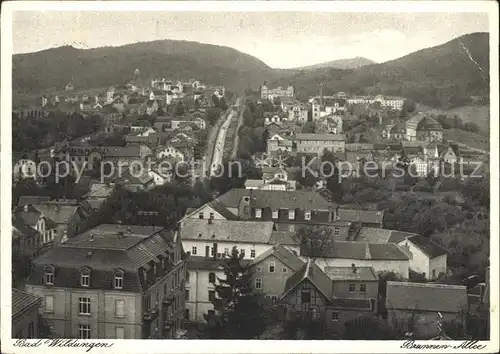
[261,82,294,100]
[12,289,42,338]
[25,224,187,339]
[295,133,346,155]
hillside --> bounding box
[12,39,276,94]
[293,57,376,70]
[275,33,490,108]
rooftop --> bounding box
[12,289,42,318]
[295,133,346,141]
[324,266,378,281]
[356,227,418,244]
[250,244,304,272]
[337,209,384,225]
[282,259,333,300]
[300,241,410,261]
[386,281,468,313]
[180,219,275,244]
[407,234,448,258]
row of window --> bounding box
[78,324,125,339]
[44,266,125,289]
[256,262,286,274]
[191,246,256,258]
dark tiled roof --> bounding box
[269,231,299,246]
[216,189,332,211]
[12,289,42,318]
[300,241,410,261]
[337,209,384,225]
[180,219,274,244]
[18,196,51,207]
[417,117,443,131]
[187,256,225,271]
[356,227,418,244]
[295,133,346,141]
[282,260,333,300]
[407,235,447,258]
[324,266,378,281]
[250,244,304,272]
[207,200,239,221]
[33,204,78,225]
[330,298,372,310]
[12,215,39,241]
[14,206,42,226]
[386,281,468,313]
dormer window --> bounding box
[304,211,311,220]
[44,265,55,285]
[288,209,295,220]
[80,267,91,287]
[272,210,279,219]
[114,269,124,289]
[255,208,262,218]
[198,212,203,219]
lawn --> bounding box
[443,128,490,152]
[420,104,490,135]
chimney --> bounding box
[365,244,371,260]
[89,234,94,242]
[127,226,132,234]
[212,243,218,260]
[351,263,357,273]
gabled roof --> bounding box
[14,205,42,226]
[12,214,40,241]
[356,227,418,244]
[216,189,332,211]
[295,133,346,141]
[206,200,240,221]
[12,289,42,318]
[250,244,304,272]
[406,234,447,258]
[386,281,468,313]
[282,259,333,300]
[33,204,78,225]
[300,241,410,261]
[269,231,299,246]
[180,219,274,244]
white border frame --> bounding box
[1,1,498,353]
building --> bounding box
[249,244,304,301]
[244,167,297,191]
[261,82,294,100]
[25,224,186,339]
[295,133,346,155]
[386,282,468,338]
[356,228,447,280]
[311,98,347,120]
[12,289,42,338]
[300,241,410,279]
[13,158,38,182]
[288,103,308,123]
[416,117,444,142]
[280,260,378,337]
[346,95,404,110]
[13,208,56,257]
[31,203,84,243]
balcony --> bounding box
[143,304,160,321]
[162,292,175,304]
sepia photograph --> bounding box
[1,1,498,353]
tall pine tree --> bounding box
[206,246,266,339]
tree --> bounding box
[399,99,416,118]
[206,246,266,339]
[296,226,336,258]
[12,248,33,288]
[302,121,315,133]
[321,149,343,203]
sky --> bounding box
[12,11,489,68]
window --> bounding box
[115,327,125,339]
[360,284,366,293]
[250,250,256,258]
[44,266,54,285]
[191,246,197,255]
[271,295,277,303]
[115,300,125,318]
[272,210,279,219]
[209,212,214,219]
[198,213,203,219]
[211,246,215,256]
[301,289,311,304]
[185,289,190,301]
[349,284,356,293]
[240,249,246,257]
[334,227,340,236]
[185,309,190,320]
[80,267,91,287]
[114,269,124,289]
[28,321,35,338]
[304,211,311,220]
[186,271,190,283]
[432,269,436,279]
[311,307,319,320]
[282,268,288,273]
[331,311,339,321]
[255,278,262,289]
[255,208,262,218]
[78,324,91,339]
[224,248,229,256]
[44,295,54,313]
[208,290,216,302]
[269,262,275,273]
[288,209,295,220]
[79,297,91,315]
[208,272,216,283]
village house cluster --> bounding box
[11,76,488,341]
